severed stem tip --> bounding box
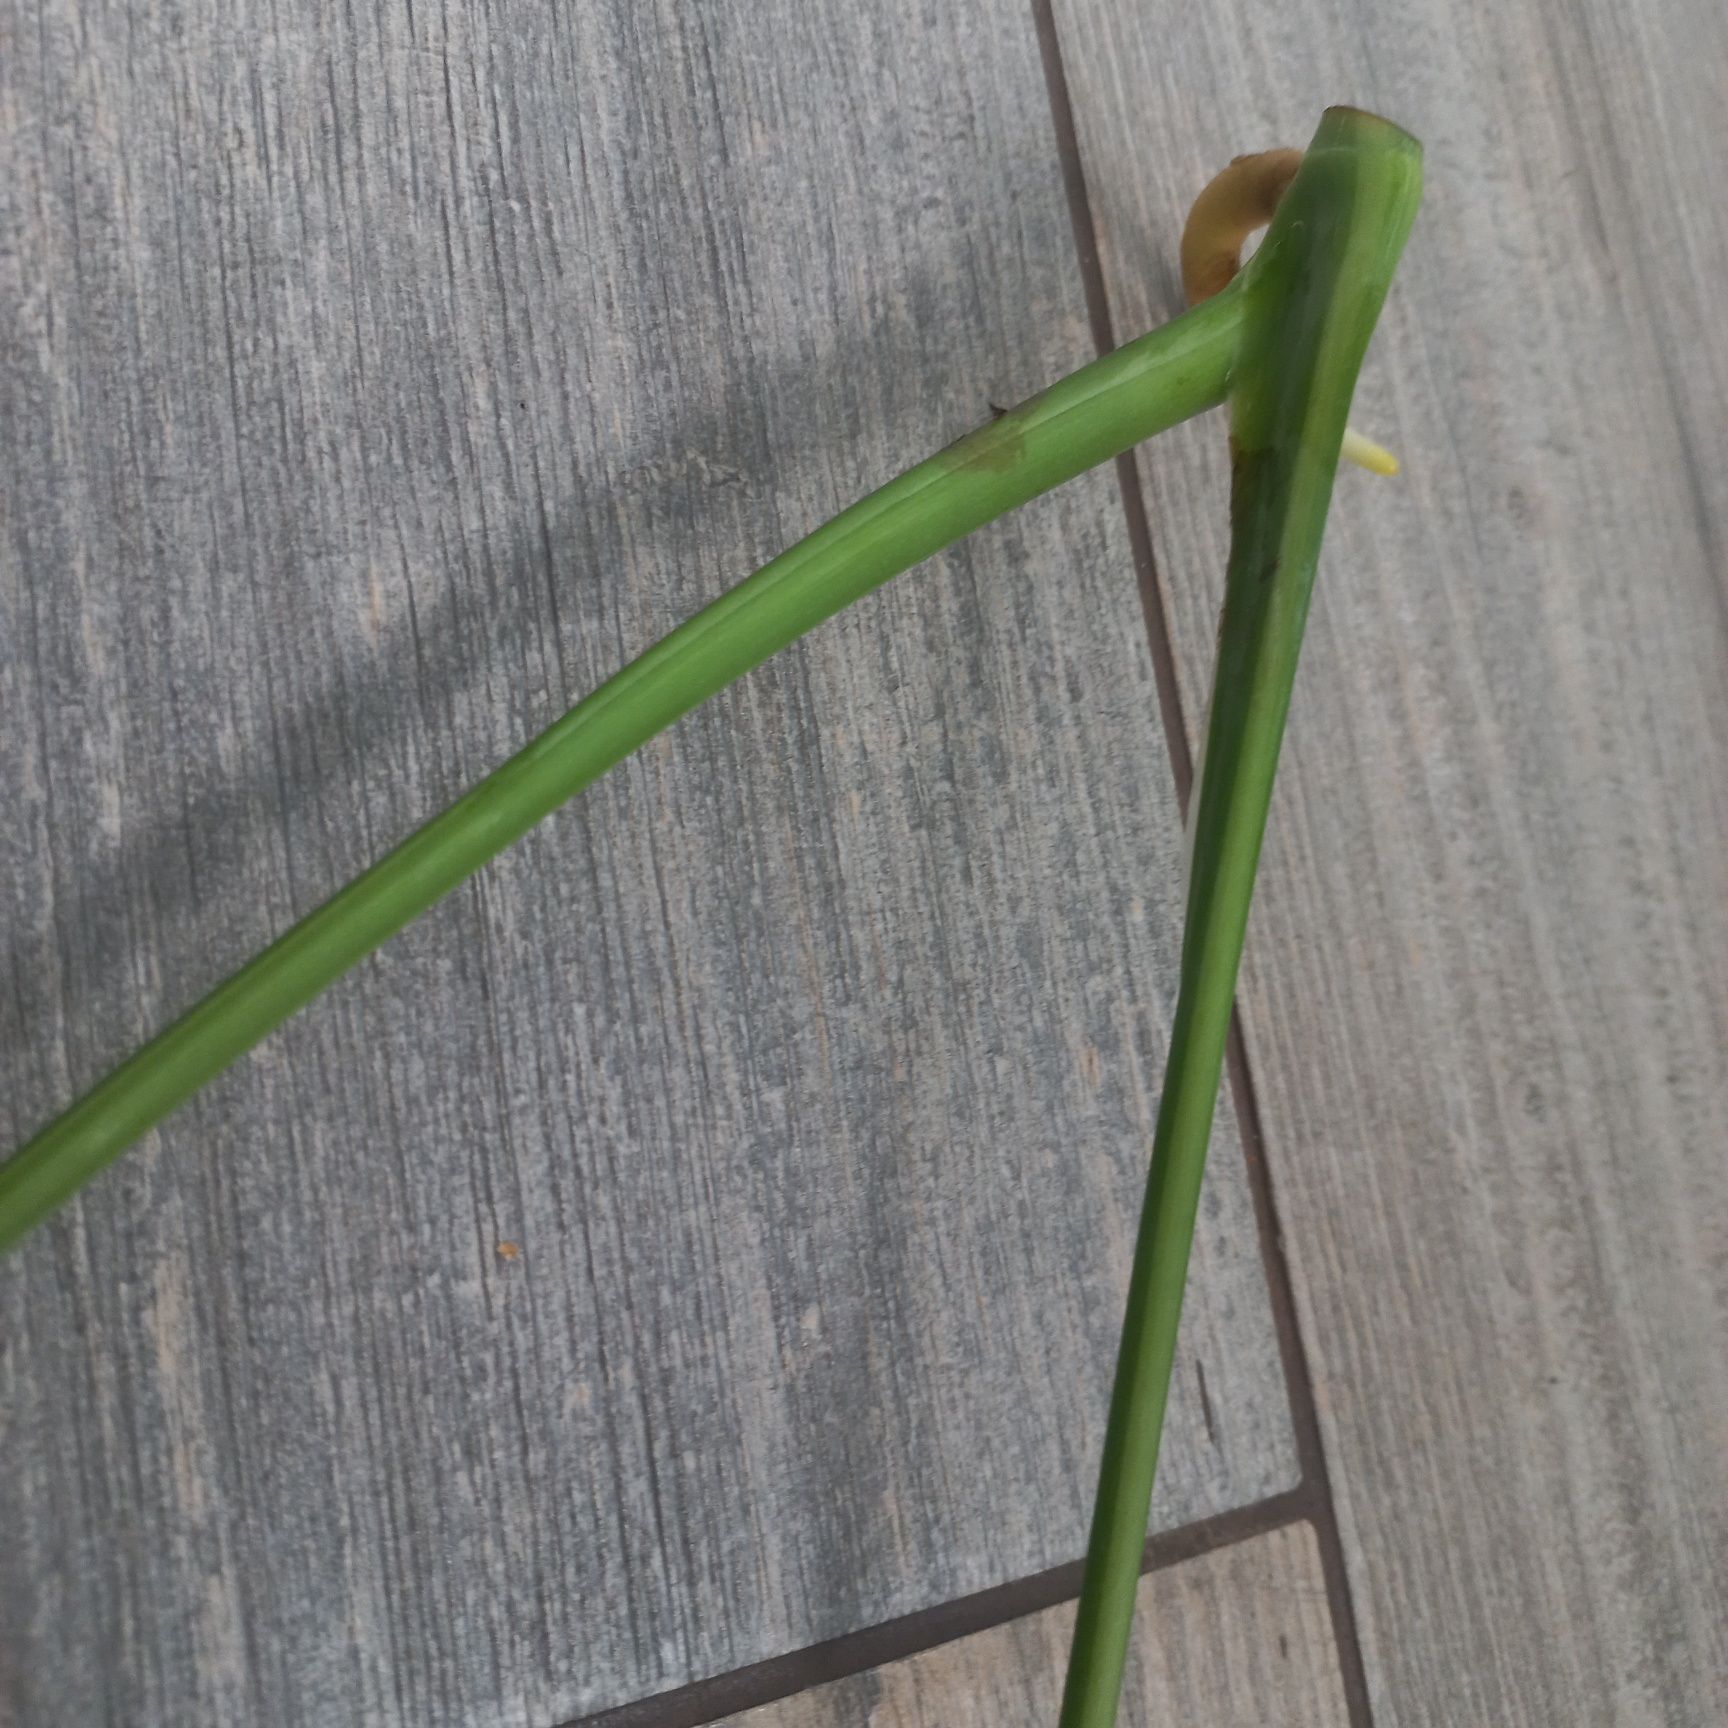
[1182,148,1401,477]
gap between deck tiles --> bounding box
[567,1489,1321,1728]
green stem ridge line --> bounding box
[1057,107,1422,1728]
[0,281,1246,1253]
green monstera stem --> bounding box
[0,179,1423,1728]
[1058,106,1422,1728]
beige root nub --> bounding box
[1181,148,1399,476]
[1179,148,1303,307]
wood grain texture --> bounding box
[722,1522,1346,1728]
[1051,5,1728,1724]
[0,1,1298,1723]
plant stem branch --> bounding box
[0,284,1248,1254]
[1056,106,1422,1728]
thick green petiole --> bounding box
[0,282,1246,1254]
[1057,107,1422,1728]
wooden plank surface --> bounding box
[0,1,1298,1723]
[1051,6,1728,1724]
[723,1523,1345,1728]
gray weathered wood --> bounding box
[0,1,1297,1723]
[1052,7,1728,1723]
[723,1522,1347,1727]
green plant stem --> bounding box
[0,282,1248,1255]
[1057,107,1422,1728]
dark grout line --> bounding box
[1026,0,1200,795]
[1029,0,1117,361]
[1028,2,1377,1724]
[1222,1024,1376,1723]
[561,1490,1312,1728]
